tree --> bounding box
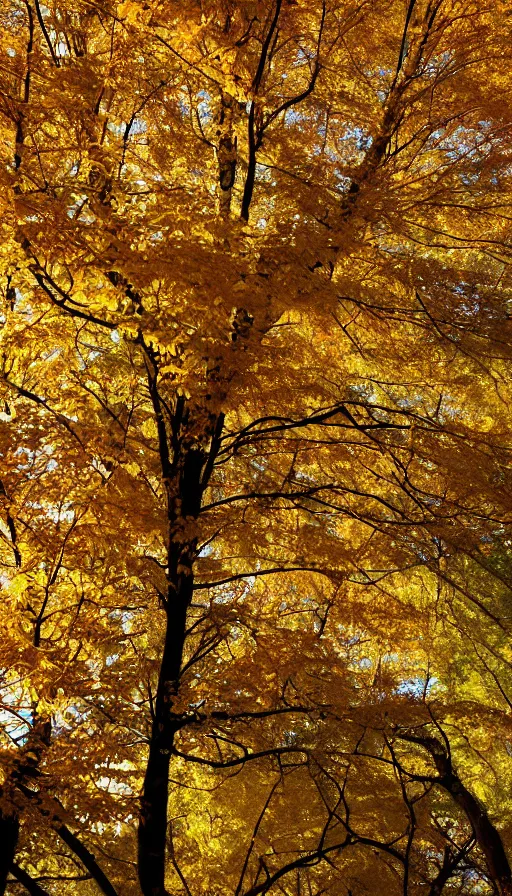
[0,0,512,894]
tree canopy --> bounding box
[1,1,512,894]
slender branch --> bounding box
[31,270,116,330]
[201,413,225,488]
[241,0,283,220]
[9,862,50,896]
[140,336,173,483]
[32,0,60,66]
[235,779,280,896]
[171,745,308,770]
[193,566,331,591]
[391,0,417,88]
[427,837,474,896]
[242,836,353,896]
[264,0,326,130]
[251,0,283,93]
[168,822,193,896]
[5,379,87,452]
[14,783,120,896]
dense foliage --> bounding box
[1,1,512,894]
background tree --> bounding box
[0,0,512,894]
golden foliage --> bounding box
[0,1,511,895]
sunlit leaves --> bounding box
[0,1,511,894]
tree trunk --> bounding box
[0,719,51,895]
[0,811,19,895]
[137,444,207,896]
[402,733,512,896]
[440,773,512,896]
[137,593,190,896]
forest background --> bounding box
[0,1,512,895]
